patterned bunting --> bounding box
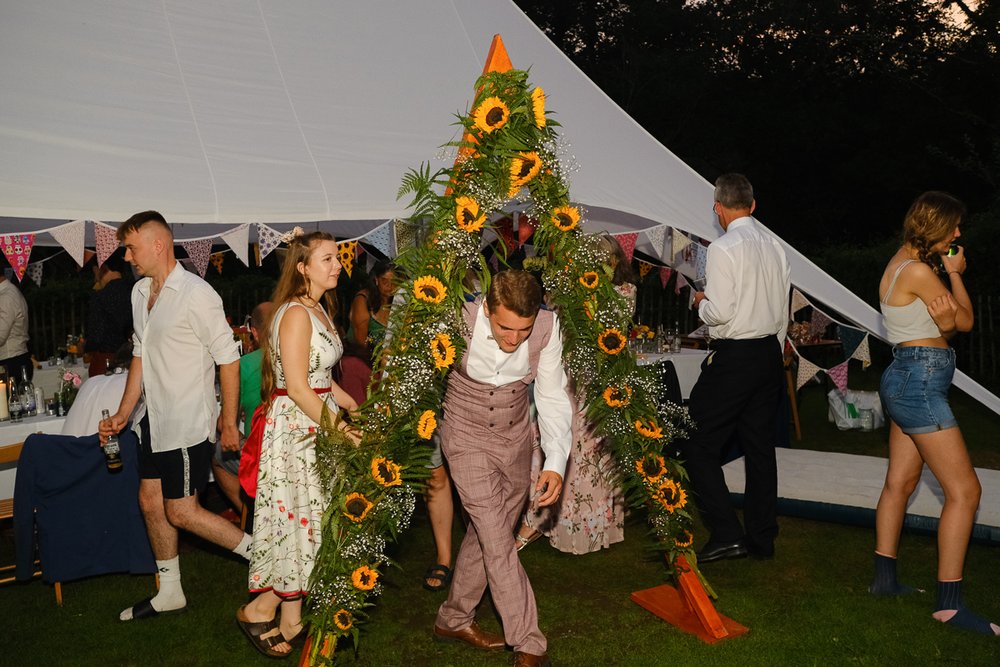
[675,272,688,295]
[26,262,43,286]
[790,288,810,314]
[94,222,119,267]
[796,356,822,390]
[48,220,86,267]
[182,239,213,278]
[257,224,282,261]
[659,266,672,289]
[827,360,850,394]
[615,233,637,263]
[220,224,250,267]
[365,222,395,257]
[838,325,866,357]
[210,252,226,274]
[693,243,708,283]
[645,225,667,261]
[1,234,35,282]
[809,309,833,336]
[851,335,872,369]
[671,228,692,258]
[338,240,358,278]
[638,261,652,278]
[394,219,417,252]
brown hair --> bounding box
[117,210,171,242]
[486,270,542,318]
[902,191,965,272]
[597,235,635,286]
[259,231,338,403]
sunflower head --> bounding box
[417,410,437,440]
[413,276,447,304]
[430,332,457,369]
[334,609,353,631]
[472,96,510,134]
[603,384,632,408]
[351,564,379,591]
[531,87,546,128]
[371,456,402,487]
[551,206,580,232]
[675,530,694,549]
[579,271,599,289]
[654,477,688,512]
[635,419,664,439]
[635,453,666,481]
[597,328,626,355]
[509,151,542,188]
[344,492,373,523]
[455,195,486,233]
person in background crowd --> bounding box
[0,272,32,382]
[63,342,137,437]
[872,191,997,635]
[684,173,790,563]
[85,250,134,377]
[348,260,396,359]
[599,234,637,314]
[99,210,251,621]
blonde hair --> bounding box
[260,231,338,403]
[902,191,965,273]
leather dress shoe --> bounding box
[514,652,551,667]
[697,540,749,563]
[433,622,505,651]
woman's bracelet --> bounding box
[948,271,962,276]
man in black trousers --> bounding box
[684,173,791,562]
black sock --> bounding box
[869,553,918,596]
[935,579,963,611]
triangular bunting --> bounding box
[82,249,96,266]
[693,243,708,283]
[645,225,667,260]
[615,233,638,263]
[675,272,688,295]
[26,262,43,287]
[182,239,213,278]
[496,217,518,250]
[827,360,850,394]
[365,222,395,258]
[338,240,358,278]
[48,220,86,267]
[94,222,119,267]
[220,224,250,267]
[671,228,692,257]
[809,309,833,337]
[1,234,35,282]
[851,335,872,369]
[638,261,652,278]
[796,357,822,390]
[659,266,672,289]
[394,219,417,252]
[517,213,538,246]
[790,288,809,314]
[210,252,225,274]
[838,325,866,357]
[257,223,282,261]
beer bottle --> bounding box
[101,409,123,473]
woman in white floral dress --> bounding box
[236,231,359,658]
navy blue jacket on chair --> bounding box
[14,430,155,582]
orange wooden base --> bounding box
[630,584,749,644]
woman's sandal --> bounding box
[515,527,543,552]
[422,564,453,591]
[236,605,294,659]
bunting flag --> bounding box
[809,309,833,336]
[645,225,667,261]
[693,243,708,283]
[210,252,226,274]
[366,252,377,272]
[48,220,86,267]
[257,223,282,261]
[338,240,358,277]
[675,272,688,295]
[1,234,35,282]
[671,228,692,258]
[615,232,637,263]
[790,288,810,314]
[517,213,538,246]
[182,239,213,278]
[688,323,709,338]
[638,261,652,278]
[220,224,250,267]
[26,262,43,286]
[827,360,850,394]
[838,325,866,357]
[796,356,822,390]
[366,222,395,258]
[851,335,872,369]
[83,249,96,266]
[496,217,518,250]
[94,222,119,267]
[394,218,416,252]
[659,266,672,289]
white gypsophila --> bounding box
[341,534,388,564]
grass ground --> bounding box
[4,378,998,666]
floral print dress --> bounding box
[249,302,342,596]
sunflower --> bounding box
[531,87,546,128]
[635,419,664,439]
[371,456,402,487]
[597,328,627,355]
[417,410,437,440]
[635,453,666,482]
[551,206,580,231]
[509,151,542,188]
[472,96,510,134]
[579,271,599,289]
[602,385,632,408]
[344,492,373,523]
[333,609,353,631]
[413,275,447,304]
[654,477,688,513]
[351,564,379,591]
[430,332,456,369]
[675,530,694,549]
[455,195,486,232]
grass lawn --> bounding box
[4,378,999,665]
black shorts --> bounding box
[138,415,213,499]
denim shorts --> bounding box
[879,346,957,435]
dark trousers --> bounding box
[681,336,783,551]
[1,351,33,383]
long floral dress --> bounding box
[249,302,342,596]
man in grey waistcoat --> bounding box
[432,270,571,667]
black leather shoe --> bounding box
[697,541,749,563]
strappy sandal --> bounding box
[515,528,543,552]
[236,605,293,659]
[422,564,453,591]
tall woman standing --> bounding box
[236,231,360,657]
[872,191,997,635]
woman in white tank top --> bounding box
[872,192,997,635]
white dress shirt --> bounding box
[465,304,572,477]
[131,262,239,452]
[62,371,141,437]
[0,279,29,361]
[698,217,791,342]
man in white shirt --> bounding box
[686,173,791,563]
[0,273,31,382]
[433,270,570,667]
[99,211,252,621]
